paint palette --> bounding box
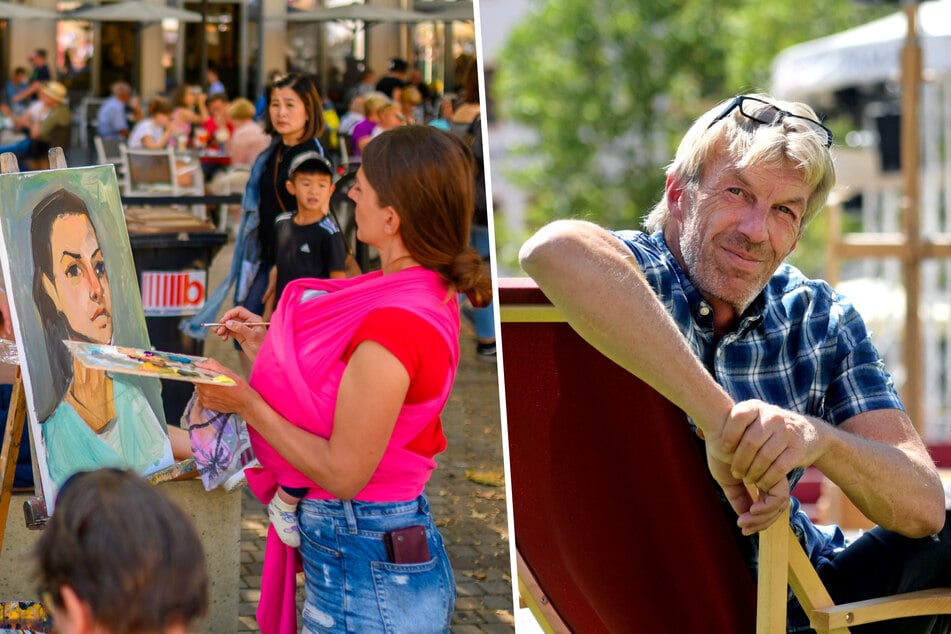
[64,341,236,386]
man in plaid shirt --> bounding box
[521,94,950,633]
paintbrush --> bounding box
[200,321,270,328]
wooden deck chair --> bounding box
[499,277,951,633]
[499,277,756,632]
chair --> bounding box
[205,165,250,235]
[499,277,951,633]
[93,135,126,178]
[336,132,360,173]
[77,96,105,148]
[24,122,72,171]
[119,145,206,219]
[500,277,756,632]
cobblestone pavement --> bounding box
[202,242,514,632]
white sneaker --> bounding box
[267,495,301,548]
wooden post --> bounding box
[900,2,923,433]
[829,4,930,435]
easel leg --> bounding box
[0,372,27,552]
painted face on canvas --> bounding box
[41,213,113,343]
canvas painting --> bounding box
[0,164,173,505]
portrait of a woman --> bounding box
[30,188,172,487]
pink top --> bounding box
[246,267,460,634]
[226,121,270,168]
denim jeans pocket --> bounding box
[371,557,454,634]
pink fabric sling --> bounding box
[245,267,461,634]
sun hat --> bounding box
[40,81,68,104]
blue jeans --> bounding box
[298,494,455,633]
[468,225,495,341]
[0,137,30,158]
[0,384,31,489]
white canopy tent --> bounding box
[771,0,951,101]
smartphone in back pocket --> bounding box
[384,525,430,564]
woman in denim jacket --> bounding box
[182,73,326,357]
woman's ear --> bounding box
[41,274,63,313]
[382,206,401,236]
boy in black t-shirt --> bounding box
[263,151,347,322]
[263,151,347,546]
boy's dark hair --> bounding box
[34,469,209,633]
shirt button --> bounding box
[699,305,711,317]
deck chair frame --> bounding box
[759,511,951,633]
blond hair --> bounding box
[228,97,256,121]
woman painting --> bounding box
[183,73,330,355]
[195,126,492,633]
[32,188,176,487]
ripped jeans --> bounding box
[298,494,455,633]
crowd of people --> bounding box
[0,49,69,170]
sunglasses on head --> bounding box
[706,95,833,149]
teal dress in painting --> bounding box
[41,375,172,487]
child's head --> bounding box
[148,96,173,127]
[34,469,208,634]
[286,151,335,217]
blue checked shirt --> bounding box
[615,230,905,567]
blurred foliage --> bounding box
[493,0,892,273]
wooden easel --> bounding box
[0,148,197,554]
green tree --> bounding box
[494,0,891,272]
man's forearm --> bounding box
[814,411,945,537]
[519,220,733,436]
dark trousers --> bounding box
[0,383,33,489]
[788,511,951,633]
